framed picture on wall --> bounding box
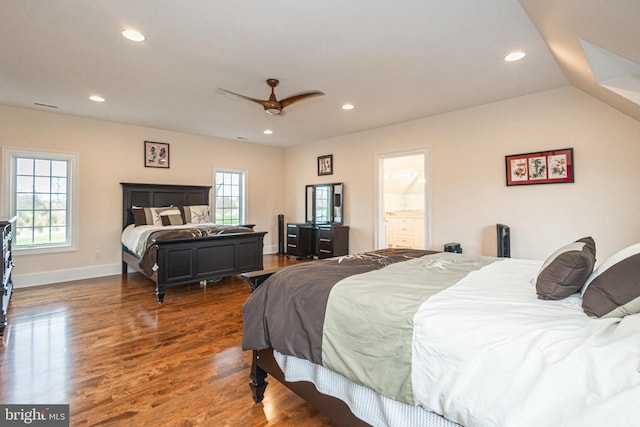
[145,141,170,168]
[318,154,333,176]
[505,148,573,186]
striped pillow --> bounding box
[160,213,184,226]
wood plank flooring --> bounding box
[0,255,339,426]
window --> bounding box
[213,169,246,225]
[3,147,78,252]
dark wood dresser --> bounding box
[286,223,349,259]
[1,216,16,337]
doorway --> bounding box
[375,149,429,250]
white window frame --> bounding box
[2,146,79,254]
[212,167,247,225]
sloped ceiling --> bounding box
[519,0,640,122]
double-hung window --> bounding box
[213,169,246,225]
[3,147,78,252]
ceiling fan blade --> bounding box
[218,87,269,108]
[280,91,325,108]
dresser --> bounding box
[315,224,349,259]
[1,216,16,337]
[287,223,349,259]
[286,223,315,259]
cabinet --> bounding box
[1,216,16,337]
[286,223,315,259]
[315,225,349,259]
[385,212,425,249]
[287,223,349,259]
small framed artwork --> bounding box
[318,154,333,176]
[505,148,574,186]
[144,141,170,168]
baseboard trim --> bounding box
[13,246,280,289]
[13,263,123,289]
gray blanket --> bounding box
[242,249,436,363]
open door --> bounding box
[375,149,429,250]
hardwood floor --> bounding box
[0,255,339,426]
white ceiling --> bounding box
[0,1,637,147]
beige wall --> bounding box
[0,105,285,287]
[3,85,639,287]
[285,86,640,261]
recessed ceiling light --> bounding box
[263,129,273,135]
[505,51,526,62]
[89,95,105,102]
[342,104,354,110]
[122,30,146,42]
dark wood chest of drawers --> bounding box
[1,216,16,337]
[286,223,349,259]
[315,225,349,259]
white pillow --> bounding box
[182,205,210,224]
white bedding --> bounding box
[411,258,640,427]
[121,223,217,256]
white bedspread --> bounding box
[412,258,640,427]
[121,223,217,256]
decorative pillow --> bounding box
[535,237,596,300]
[131,206,178,226]
[150,207,179,226]
[179,205,210,224]
[160,213,184,226]
[131,207,152,226]
[582,243,640,318]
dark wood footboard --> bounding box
[123,231,266,302]
[251,348,371,427]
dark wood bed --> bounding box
[251,348,370,427]
[121,182,267,302]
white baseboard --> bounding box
[13,246,281,289]
[13,263,123,289]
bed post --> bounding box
[249,350,268,403]
[156,284,165,303]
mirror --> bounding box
[305,182,344,225]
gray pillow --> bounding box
[536,237,596,300]
[582,243,640,318]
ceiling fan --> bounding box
[219,78,324,115]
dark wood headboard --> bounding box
[121,183,212,229]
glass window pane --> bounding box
[51,161,67,177]
[34,193,51,210]
[35,159,50,176]
[16,211,33,227]
[50,227,66,243]
[51,194,67,209]
[16,228,33,245]
[51,177,67,193]
[34,211,51,227]
[51,210,66,226]
[16,176,34,192]
[33,227,49,244]
[16,158,34,175]
[35,176,50,193]
[16,194,34,210]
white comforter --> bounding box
[121,223,218,256]
[412,258,640,427]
